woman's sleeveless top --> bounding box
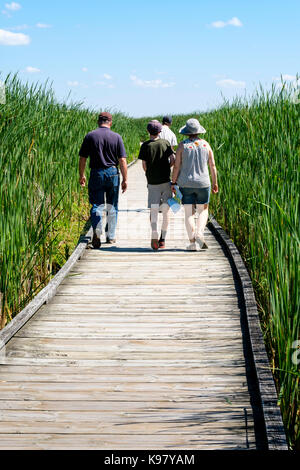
[177,139,211,188]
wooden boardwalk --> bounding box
[0,161,283,449]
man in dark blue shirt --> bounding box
[79,112,128,248]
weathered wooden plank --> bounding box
[0,409,254,423]
[0,363,247,375]
[8,338,245,351]
[0,373,248,383]
[0,420,254,435]
[27,319,242,328]
[29,314,242,322]
[62,278,236,286]
[52,295,240,304]
[0,433,256,450]
[70,269,233,275]
[0,390,252,403]
[6,350,246,360]
[67,269,233,277]
[14,326,243,338]
[0,381,251,393]
[0,400,253,411]
[1,358,248,367]
[37,305,242,313]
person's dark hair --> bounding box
[162,115,172,125]
[98,112,112,124]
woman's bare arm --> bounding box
[171,144,183,184]
[208,149,218,194]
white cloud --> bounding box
[211,20,226,28]
[94,74,115,88]
[0,28,30,45]
[273,74,299,90]
[5,2,21,11]
[211,17,243,28]
[217,78,246,88]
[94,80,115,89]
[82,67,88,72]
[273,74,296,82]
[8,24,28,31]
[25,66,41,73]
[227,17,243,27]
[36,23,52,29]
[130,75,176,88]
[67,81,79,87]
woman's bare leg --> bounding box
[184,204,196,242]
[196,204,209,247]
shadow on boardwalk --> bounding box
[93,247,188,253]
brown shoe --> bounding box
[92,232,101,249]
[159,240,165,249]
[151,239,159,251]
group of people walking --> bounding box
[79,112,218,251]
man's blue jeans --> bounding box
[88,167,120,240]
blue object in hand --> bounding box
[174,185,183,201]
[168,197,181,213]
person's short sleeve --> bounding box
[79,135,91,158]
[118,136,127,159]
[165,144,174,158]
[138,143,147,161]
[171,132,178,147]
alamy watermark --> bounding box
[0,80,6,105]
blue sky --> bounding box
[0,0,299,116]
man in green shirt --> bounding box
[138,120,175,250]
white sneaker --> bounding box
[196,236,208,250]
[186,242,197,251]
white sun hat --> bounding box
[179,118,206,135]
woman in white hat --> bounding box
[171,118,218,250]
